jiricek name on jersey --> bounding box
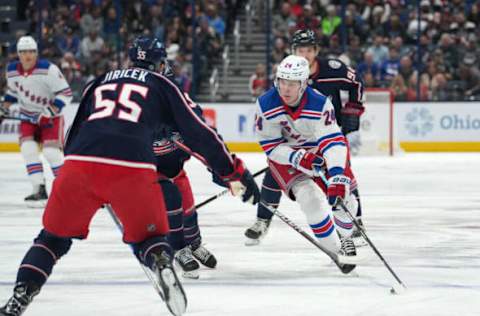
[101,68,149,83]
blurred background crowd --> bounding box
[1,0,479,102]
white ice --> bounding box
[1,153,479,316]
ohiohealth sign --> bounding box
[396,102,480,151]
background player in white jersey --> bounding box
[0,36,72,207]
[254,55,358,273]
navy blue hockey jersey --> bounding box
[65,67,234,175]
[308,57,364,127]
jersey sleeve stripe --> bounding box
[316,77,363,103]
[54,87,73,96]
[320,141,346,155]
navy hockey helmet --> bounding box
[291,29,317,49]
[128,36,167,71]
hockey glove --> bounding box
[220,155,260,204]
[341,102,365,134]
[327,173,351,205]
[211,169,229,189]
[0,105,9,124]
[289,149,325,177]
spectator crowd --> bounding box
[1,0,480,102]
[253,0,480,101]
[1,0,231,100]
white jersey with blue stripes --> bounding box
[255,86,347,173]
[5,59,72,119]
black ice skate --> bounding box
[190,239,217,269]
[0,282,40,316]
[174,247,200,279]
[336,238,357,274]
[151,250,187,316]
[24,184,48,208]
[351,218,368,247]
[244,218,271,246]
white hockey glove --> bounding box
[289,149,325,177]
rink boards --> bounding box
[1,102,480,152]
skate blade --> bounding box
[182,270,199,279]
[159,267,187,316]
[337,251,369,265]
[25,200,47,208]
[353,237,368,247]
[244,238,261,246]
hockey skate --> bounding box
[0,282,40,316]
[190,240,217,268]
[336,238,357,274]
[244,218,271,246]
[151,250,187,316]
[24,184,48,208]
[174,247,200,279]
[351,218,368,247]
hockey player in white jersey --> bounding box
[255,55,358,272]
[0,36,72,207]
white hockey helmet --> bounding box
[275,55,310,104]
[17,36,38,53]
[276,55,310,83]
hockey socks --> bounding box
[15,230,72,294]
[183,211,200,245]
[256,170,282,220]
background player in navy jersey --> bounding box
[152,59,220,279]
[0,36,260,316]
[245,29,365,246]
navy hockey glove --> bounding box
[289,149,325,177]
[211,169,229,188]
[341,102,365,134]
[220,156,260,204]
[0,105,9,124]
[327,172,351,205]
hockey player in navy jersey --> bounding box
[0,36,72,207]
[245,29,365,246]
[0,36,260,316]
[254,55,358,273]
[152,60,219,279]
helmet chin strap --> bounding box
[281,82,307,107]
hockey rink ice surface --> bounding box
[0,152,479,316]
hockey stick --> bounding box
[4,116,25,121]
[259,201,355,274]
[171,139,268,209]
[195,166,268,209]
[336,199,407,292]
[3,116,54,128]
[104,204,166,301]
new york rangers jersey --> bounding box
[256,86,347,174]
[5,59,72,120]
[65,67,234,175]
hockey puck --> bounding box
[390,287,396,294]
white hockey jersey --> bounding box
[255,86,348,174]
[5,59,72,120]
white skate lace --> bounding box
[340,238,356,256]
[4,295,25,316]
[251,219,268,233]
[175,247,195,265]
[192,245,211,261]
